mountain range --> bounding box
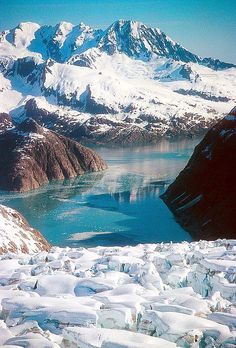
[0,20,235,144]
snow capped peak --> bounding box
[110,19,164,38]
[0,20,235,70]
[110,19,142,28]
[2,22,40,49]
[95,19,201,63]
[112,19,148,39]
[57,21,74,28]
[54,21,74,38]
[51,22,71,39]
[17,22,40,30]
[78,21,89,29]
[106,19,149,38]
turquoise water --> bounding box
[0,138,200,247]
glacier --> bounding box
[0,239,235,347]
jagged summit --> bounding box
[0,19,235,69]
[97,19,203,63]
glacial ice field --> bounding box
[0,239,235,347]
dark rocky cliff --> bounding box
[0,118,107,192]
[0,113,12,133]
[162,107,236,240]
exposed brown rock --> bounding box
[161,107,236,241]
[0,118,107,192]
[0,112,12,133]
[0,204,50,254]
[24,98,216,146]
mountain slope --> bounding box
[0,204,50,254]
[161,107,236,240]
[0,118,107,192]
[0,20,235,144]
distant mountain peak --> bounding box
[97,18,197,62]
[18,21,39,27]
[0,20,235,70]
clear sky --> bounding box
[0,0,235,63]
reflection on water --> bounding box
[112,180,168,204]
[0,138,200,247]
[0,173,105,216]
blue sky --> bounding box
[0,0,235,63]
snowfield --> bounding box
[0,239,235,347]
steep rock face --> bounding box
[0,113,12,133]
[162,107,236,240]
[0,119,107,192]
[0,204,50,254]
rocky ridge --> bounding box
[0,117,107,192]
[162,107,236,240]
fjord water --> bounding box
[0,138,200,247]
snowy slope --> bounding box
[0,239,235,347]
[0,204,50,254]
[0,20,235,144]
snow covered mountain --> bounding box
[0,20,235,144]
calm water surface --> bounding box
[0,138,201,247]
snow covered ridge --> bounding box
[0,20,235,69]
[0,204,50,254]
[0,20,235,144]
[0,239,236,347]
